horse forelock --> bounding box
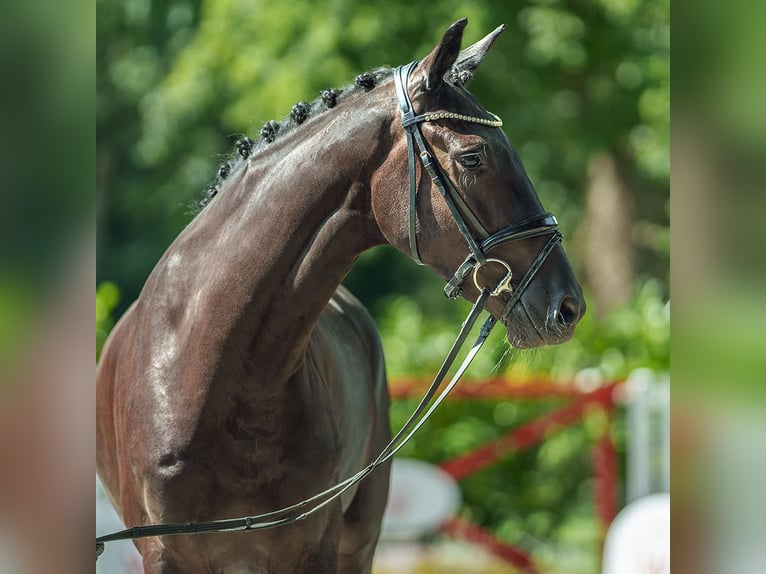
[196,67,393,212]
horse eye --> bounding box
[459,153,482,169]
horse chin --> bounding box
[501,305,574,349]
[504,322,545,349]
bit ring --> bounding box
[473,258,514,297]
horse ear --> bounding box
[421,18,468,92]
[448,24,506,86]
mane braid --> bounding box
[194,67,392,212]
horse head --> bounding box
[372,19,585,348]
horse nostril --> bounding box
[557,295,581,327]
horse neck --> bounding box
[154,93,393,381]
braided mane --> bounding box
[198,68,392,210]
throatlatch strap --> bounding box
[395,62,424,265]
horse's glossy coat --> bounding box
[97,20,584,573]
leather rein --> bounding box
[96,61,562,558]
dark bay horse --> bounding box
[97,19,584,573]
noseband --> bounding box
[394,61,562,323]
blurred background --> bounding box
[95,1,669,573]
[14,0,766,572]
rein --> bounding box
[96,61,561,559]
[98,289,495,556]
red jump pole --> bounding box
[592,406,618,572]
[441,517,539,574]
[439,382,619,480]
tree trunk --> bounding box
[581,153,635,317]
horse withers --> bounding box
[97,19,584,574]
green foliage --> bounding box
[96,281,121,360]
[390,396,611,573]
[378,276,669,380]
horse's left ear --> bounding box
[422,18,468,92]
[448,24,506,86]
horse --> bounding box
[96,19,585,574]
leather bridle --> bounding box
[394,60,562,324]
[96,62,567,557]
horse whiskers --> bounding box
[544,306,556,334]
[544,305,568,337]
[491,342,513,374]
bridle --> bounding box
[394,60,562,324]
[96,62,564,557]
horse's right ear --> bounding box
[420,18,468,92]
